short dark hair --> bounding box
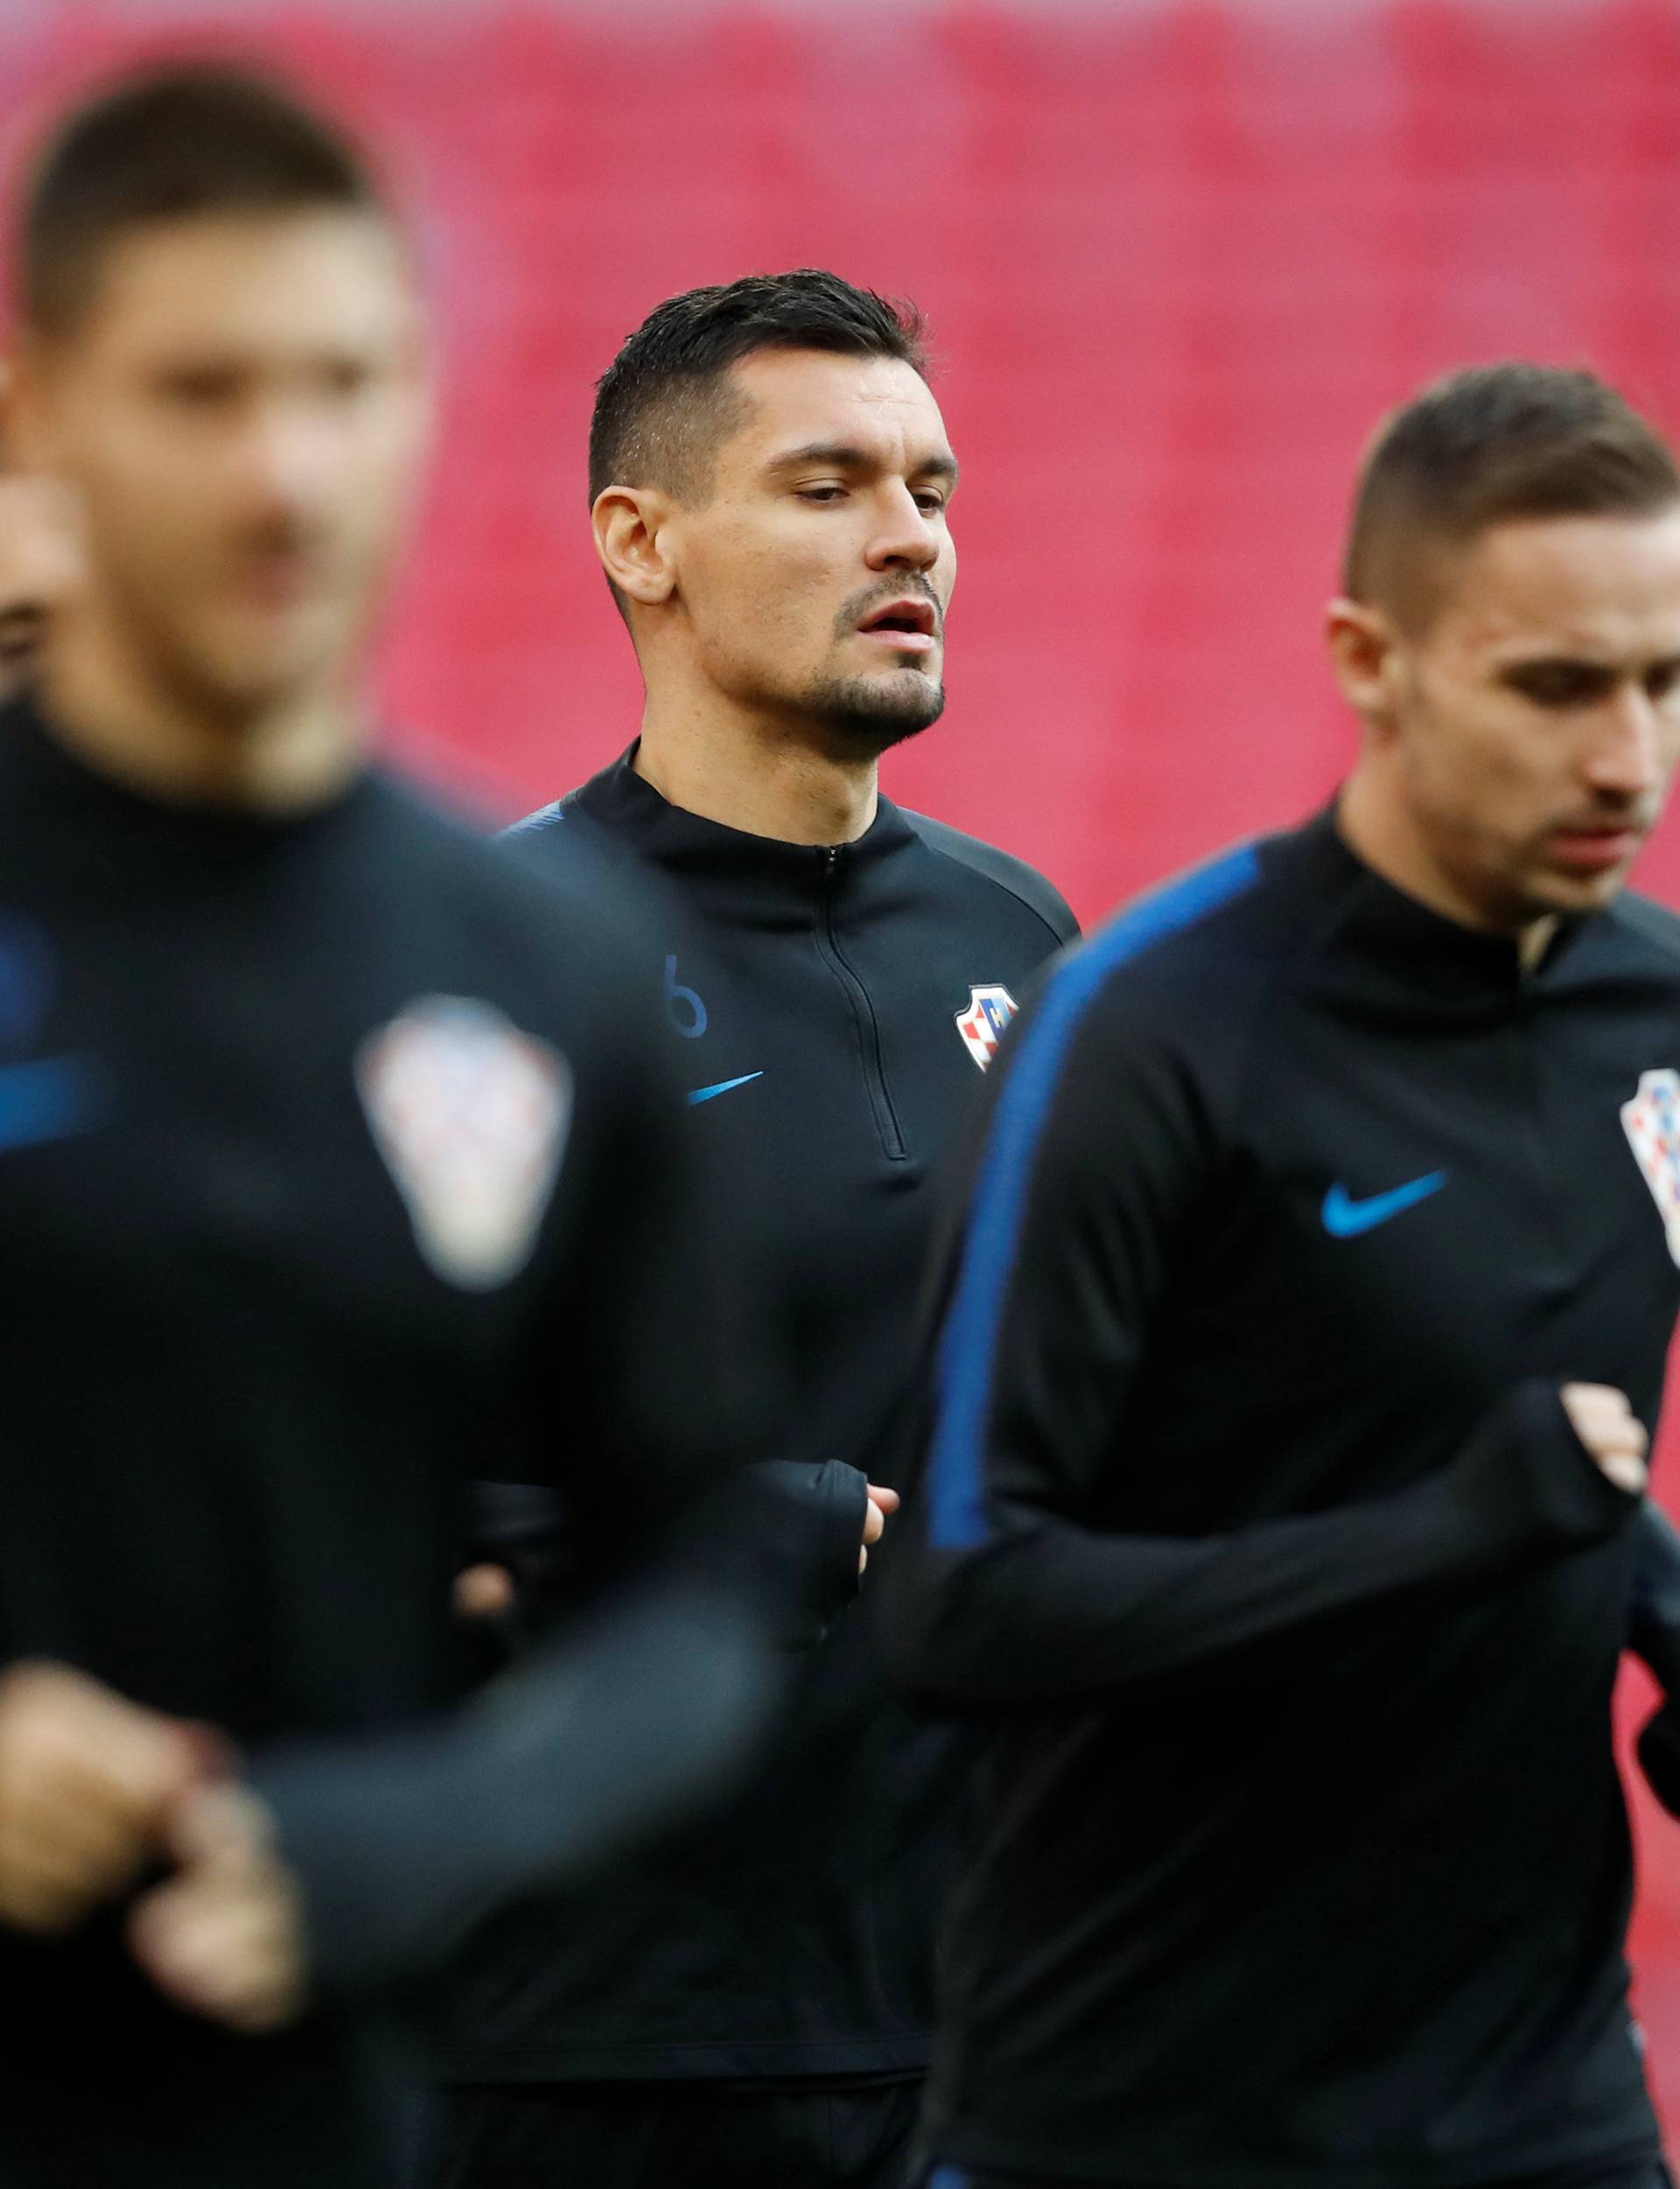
[1344,363,1680,626]
[588,269,930,508]
[18,60,388,338]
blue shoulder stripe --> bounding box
[926,841,1263,1552]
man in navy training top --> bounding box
[436,270,1078,2189]
[891,362,1680,2189]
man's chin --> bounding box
[803,669,946,757]
[173,623,343,726]
[1525,860,1634,918]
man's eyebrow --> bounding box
[765,440,961,485]
[1497,648,1644,669]
[1499,651,1611,668]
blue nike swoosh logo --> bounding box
[1322,1170,1447,1238]
[0,1056,102,1152]
[686,1071,764,1106]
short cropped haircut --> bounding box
[1344,363,1680,628]
[18,61,387,338]
[588,269,930,509]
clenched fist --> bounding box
[129,1785,306,2034]
[860,1483,901,1575]
[0,1662,207,1934]
[1560,1384,1649,1498]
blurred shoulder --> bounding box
[1609,888,1680,970]
[365,767,654,970]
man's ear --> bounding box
[1326,595,1404,728]
[592,484,677,609]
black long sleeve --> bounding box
[0,700,801,2184]
[429,758,1077,2087]
[1629,1497,1680,1680]
[1631,1499,1680,1814]
[890,971,1636,1710]
[253,1584,782,1994]
[247,849,788,1991]
[895,1385,1637,1708]
[466,1458,867,1661]
[884,821,1680,2189]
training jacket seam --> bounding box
[907,826,1074,948]
[925,840,1265,1552]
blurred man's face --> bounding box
[1356,509,1680,928]
[17,209,429,721]
[662,348,957,754]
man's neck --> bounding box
[38,615,365,815]
[634,691,878,847]
[1338,761,1557,967]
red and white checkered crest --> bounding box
[1621,1067,1680,1266]
[955,985,1018,1071]
[357,996,572,1290]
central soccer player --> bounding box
[892,366,1680,2189]
[435,275,1076,2189]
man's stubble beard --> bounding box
[799,667,947,759]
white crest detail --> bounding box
[1620,1067,1680,1266]
[955,984,1018,1071]
[357,996,571,1290]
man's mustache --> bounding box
[833,577,942,642]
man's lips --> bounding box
[232,560,324,613]
[1550,824,1645,873]
[854,597,939,653]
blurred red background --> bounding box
[4,0,1680,2125]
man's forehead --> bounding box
[730,347,951,465]
[71,209,416,357]
[1438,508,1680,653]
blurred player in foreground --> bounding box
[0,62,777,2189]
[891,365,1680,2189]
[430,275,1076,2189]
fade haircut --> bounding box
[588,269,930,510]
[1343,363,1680,630]
[18,60,388,339]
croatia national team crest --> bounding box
[955,985,1018,1071]
[1621,1068,1680,1266]
[356,997,572,1291]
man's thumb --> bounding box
[162,1784,274,1876]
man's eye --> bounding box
[914,492,948,515]
[1647,663,1680,703]
[1511,667,1606,706]
[796,486,846,503]
[157,368,242,409]
[320,359,375,400]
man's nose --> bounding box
[231,396,340,512]
[864,485,941,574]
[1584,688,1663,801]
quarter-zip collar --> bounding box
[565,742,918,1163]
[0,690,376,869]
[564,743,917,909]
[1286,797,1592,1007]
